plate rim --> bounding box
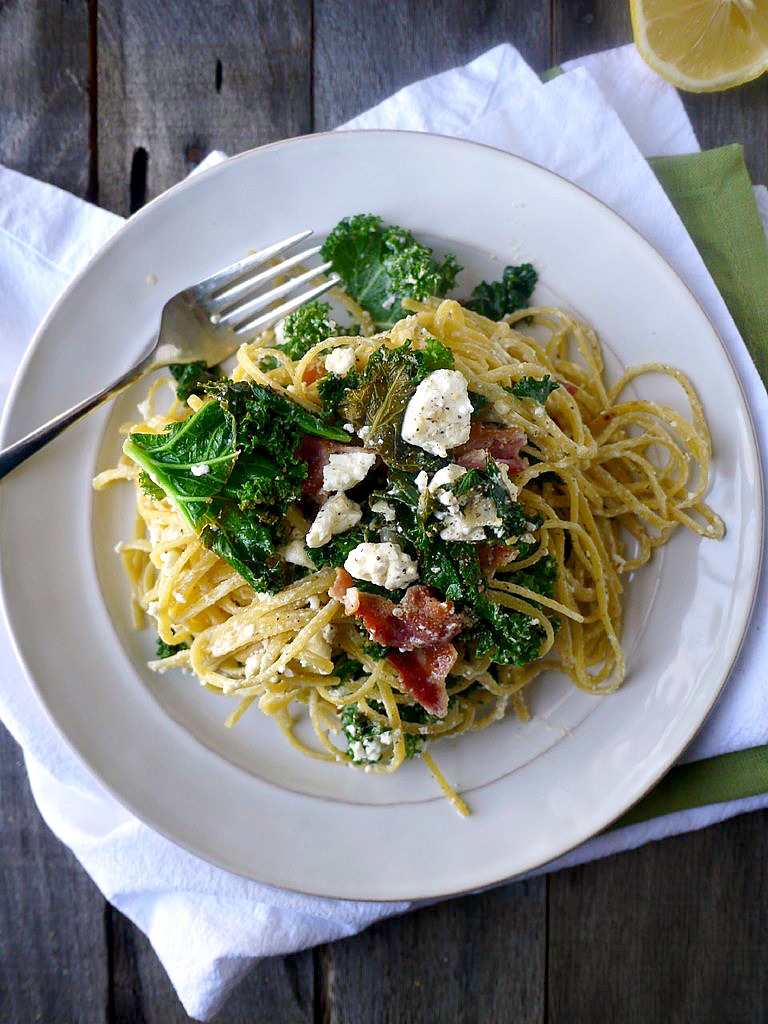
[0,128,764,901]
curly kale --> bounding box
[341,703,423,762]
[169,360,223,401]
[278,301,338,361]
[204,379,350,455]
[305,526,367,570]
[339,340,453,472]
[467,263,538,320]
[155,636,188,659]
[511,374,560,404]
[466,596,548,666]
[333,656,364,682]
[508,554,558,599]
[125,380,352,593]
[321,214,461,330]
[317,368,360,420]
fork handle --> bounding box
[0,350,158,480]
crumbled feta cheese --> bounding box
[306,493,362,548]
[344,542,419,590]
[439,494,501,542]
[370,499,396,522]
[357,425,371,442]
[190,463,210,477]
[280,539,315,569]
[324,346,355,375]
[533,405,545,419]
[415,470,429,494]
[401,369,473,457]
[308,595,321,610]
[172,591,186,604]
[428,463,467,493]
[343,422,355,433]
[350,741,366,761]
[322,450,376,493]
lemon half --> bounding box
[631,0,768,93]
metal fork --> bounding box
[0,230,339,480]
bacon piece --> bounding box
[330,574,465,650]
[387,643,457,718]
[329,568,360,614]
[478,543,519,574]
[357,586,465,649]
[454,423,527,474]
[302,360,325,385]
[295,436,348,497]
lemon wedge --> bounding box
[631,0,768,92]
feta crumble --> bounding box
[439,494,501,542]
[322,450,376,493]
[190,463,210,477]
[305,493,362,548]
[324,346,356,375]
[279,539,315,569]
[401,369,473,457]
[344,541,419,591]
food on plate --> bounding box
[95,214,724,814]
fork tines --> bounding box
[198,229,340,336]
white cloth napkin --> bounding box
[2,44,767,1021]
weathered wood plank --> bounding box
[318,880,546,1024]
[548,811,768,1022]
[0,0,92,197]
[97,0,313,215]
[684,79,768,186]
[0,728,109,1023]
[109,907,314,1023]
[313,0,552,130]
[552,0,768,183]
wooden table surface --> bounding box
[2,2,767,1021]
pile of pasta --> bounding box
[95,294,724,813]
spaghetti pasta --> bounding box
[95,287,724,814]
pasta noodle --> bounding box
[95,292,724,815]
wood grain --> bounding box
[0,0,92,197]
[96,0,312,215]
[109,907,315,1023]
[318,880,546,1024]
[313,0,551,130]
[0,729,108,1023]
[548,811,768,1022]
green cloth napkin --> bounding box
[611,144,768,829]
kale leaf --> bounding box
[124,401,238,529]
[339,341,452,472]
[482,457,536,540]
[466,596,547,666]
[317,368,360,420]
[139,471,166,500]
[305,526,366,570]
[511,374,560,404]
[467,263,538,320]
[155,636,188,659]
[321,214,461,330]
[204,379,351,452]
[508,555,558,598]
[278,301,337,361]
[333,656,364,682]
[125,381,348,593]
[169,361,222,401]
[201,504,287,593]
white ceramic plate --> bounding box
[0,132,762,900]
